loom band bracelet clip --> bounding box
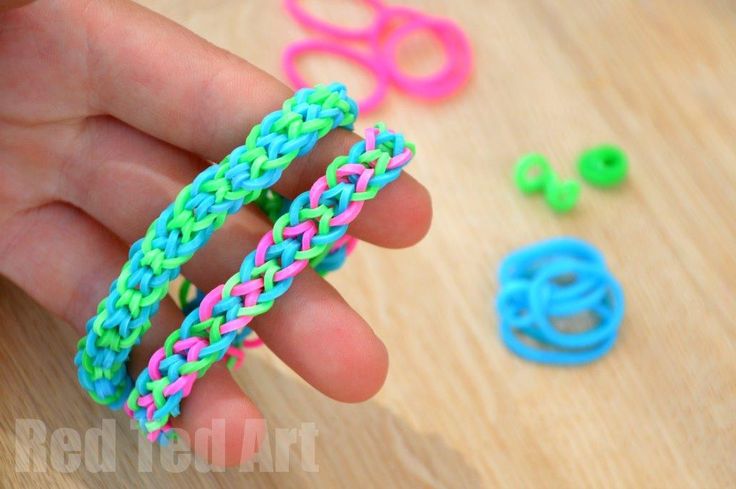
[498,237,607,285]
[283,40,390,114]
[380,10,473,99]
[528,261,624,350]
[514,153,552,194]
[283,0,386,40]
[499,318,618,366]
[77,84,358,406]
[578,144,628,188]
[544,176,581,214]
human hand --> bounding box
[0,0,431,466]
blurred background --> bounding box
[2,0,735,487]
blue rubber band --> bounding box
[496,237,625,366]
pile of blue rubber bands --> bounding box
[496,237,625,365]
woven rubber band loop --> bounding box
[76,84,358,408]
[126,125,414,443]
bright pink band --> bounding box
[282,0,472,112]
[282,39,390,113]
[381,13,473,99]
[283,0,385,40]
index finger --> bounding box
[87,0,431,248]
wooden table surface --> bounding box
[2,0,735,487]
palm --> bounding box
[0,0,431,467]
[0,1,89,220]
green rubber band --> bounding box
[578,145,628,188]
[544,177,581,213]
[178,280,192,309]
[514,153,552,194]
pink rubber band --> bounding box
[282,2,472,111]
[231,278,265,297]
[282,39,390,113]
[199,285,225,322]
[274,257,309,281]
[283,0,385,40]
[381,14,473,99]
[241,338,263,349]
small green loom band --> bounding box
[544,176,581,213]
[578,145,628,188]
[514,153,552,194]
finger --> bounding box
[251,269,390,403]
[0,203,140,331]
[84,0,431,248]
[63,117,390,402]
[0,0,35,12]
[0,203,262,466]
[172,363,265,466]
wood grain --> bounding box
[2,0,735,487]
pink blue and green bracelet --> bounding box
[75,84,358,408]
[126,125,414,442]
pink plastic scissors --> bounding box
[283,0,473,113]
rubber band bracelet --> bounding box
[178,188,359,309]
[125,125,414,442]
[75,84,359,408]
[175,189,359,346]
[252,189,358,275]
